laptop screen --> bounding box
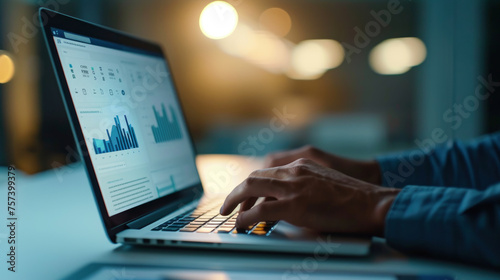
[50,27,201,217]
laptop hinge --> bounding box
[126,198,196,229]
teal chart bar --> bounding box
[151,103,182,143]
[93,115,139,154]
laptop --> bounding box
[40,8,370,255]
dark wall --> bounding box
[486,0,500,133]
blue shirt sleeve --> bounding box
[376,133,500,267]
[385,183,500,267]
[377,132,500,189]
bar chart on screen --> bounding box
[92,114,139,154]
[151,103,183,143]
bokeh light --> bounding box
[399,37,427,66]
[0,51,15,84]
[217,25,290,73]
[217,24,255,58]
[288,40,345,80]
[244,31,290,73]
[200,1,239,40]
[259,7,292,37]
[369,37,426,75]
[311,39,345,69]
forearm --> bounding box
[385,183,500,267]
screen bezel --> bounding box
[39,8,204,242]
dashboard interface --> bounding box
[51,28,200,216]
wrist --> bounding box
[364,160,382,185]
[371,188,400,237]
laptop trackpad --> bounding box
[271,221,321,240]
[271,221,371,244]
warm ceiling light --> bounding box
[399,37,427,66]
[0,52,15,84]
[217,25,290,73]
[217,24,255,58]
[369,37,426,75]
[311,39,345,69]
[288,40,344,80]
[259,7,292,37]
[244,31,290,73]
[199,1,239,40]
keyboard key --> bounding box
[166,225,183,229]
[202,225,218,229]
[212,214,225,218]
[196,228,215,233]
[171,223,188,227]
[158,221,172,227]
[151,201,267,235]
[161,228,179,232]
[203,213,215,217]
[183,225,200,229]
[218,223,234,227]
[218,227,234,231]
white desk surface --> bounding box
[0,155,499,280]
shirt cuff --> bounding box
[376,155,404,188]
[384,185,471,260]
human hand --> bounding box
[220,158,400,236]
[264,145,382,185]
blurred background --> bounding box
[0,0,499,174]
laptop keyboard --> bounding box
[151,200,278,236]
